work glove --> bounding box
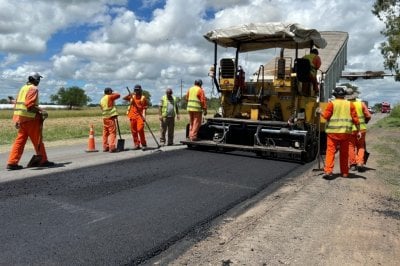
[8,96,15,103]
[356,131,362,140]
[40,110,48,120]
[203,109,207,116]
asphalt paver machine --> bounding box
[182,22,348,163]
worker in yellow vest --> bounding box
[185,79,207,141]
[346,88,371,172]
[7,73,54,170]
[302,48,321,93]
[158,88,180,146]
[319,86,361,179]
[100,87,120,152]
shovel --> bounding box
[27,120,43,167]
[115,117,125,152]
[364,142,370,164]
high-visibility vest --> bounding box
[186,86,202,112]
[13,84,37,118]
[100,95,118,118]
[303,53,318,75]
[161,95,176,117]
[352,100,366,131]
[325,100,353,134]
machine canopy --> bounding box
[204,22,327,52]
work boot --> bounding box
[39,161,55,167]
[109,149,118,153]
[6,164,23,170]
[141,145,147,151]
[357,164,365,172]
[133,146,141,150]
[350,165,357,171]
[323,172,334,180]
[103,148,109,152]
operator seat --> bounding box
[294,58,311,82]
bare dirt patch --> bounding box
[151,114,400,265]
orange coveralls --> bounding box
[349,101,371,167]
[321,99,359,176]
[7,85,49,165]
[123,94,148,148]
[186,86,207,141]
[101,93,120,151]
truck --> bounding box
[181,22,348,163]
[381,102,391,113]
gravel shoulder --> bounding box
[151,113,400,266]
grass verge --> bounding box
[370,105,400,199]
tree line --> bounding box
[0,86,221,111]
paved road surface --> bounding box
[0,132,308,265]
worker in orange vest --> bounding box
[123,84,148,150]
[185,79,207,141]
[318,86,361,179]
[303,48,321,93]
[100,87,120,153]
[346,88,371,172]
[7,73,54,170]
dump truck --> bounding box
[381,102,391,113]
[181,22,348,163]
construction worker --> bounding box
[100,87,120,153]
[302,48,321,92]
[6,73,54,170]
[123,84,148,150]
[158,88,180,146]
[186,79,207,141]
[318,86,361,179]
[346,88,371,172]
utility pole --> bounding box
[180,79,183,108]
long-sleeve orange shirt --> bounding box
[321,98,360,126]
[361,102,372,123]
[313,55,321,70]
[105,93,120,108]
[123,94,148,119]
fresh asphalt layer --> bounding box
[0,134,307,265]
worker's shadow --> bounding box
[322,166,376,180]
[351,165,376,179]
[29,162,72,170]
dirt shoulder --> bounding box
[151,114,400,265]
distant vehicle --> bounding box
[381,102,391,113]
[367,106,375,114]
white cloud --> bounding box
[0,0,398,106]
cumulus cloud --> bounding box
[0,0,398,106]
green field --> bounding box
[0,107,191,146]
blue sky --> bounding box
[0,0,398,106]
